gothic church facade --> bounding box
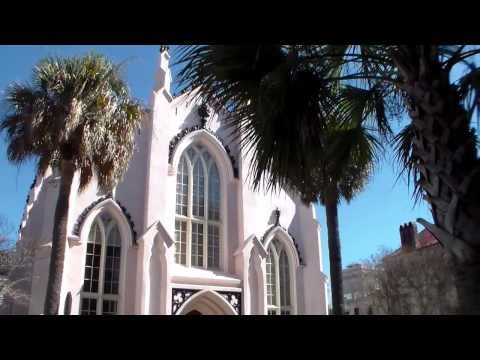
[16,48,328,315]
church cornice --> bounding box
[168,125,239,178]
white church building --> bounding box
[14,48,328,315]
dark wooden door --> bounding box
[186,310,202,315]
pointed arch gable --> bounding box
[262,226,299,315]
[169,127,238,180]
[73,196,137,246]
[171,129,234,272]
[262,226,302,267]
[75,198,134,315]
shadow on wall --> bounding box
[248,247,261,314]
[149,240,162,315]
[288,200,306,259]
[178,104,203,131]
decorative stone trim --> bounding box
[197,103,209,128]
[171,288,200,315]
[68,235,81,247]
[18,175,39,234]
[217,291,242,315]
[168,126,239,178]
[171,288,242,315]
[116,200,137,244]
[273,208,281,226]
[261,225,304,266]
[72,195,137,245]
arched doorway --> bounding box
[176,290,237,315]
[185,310,203,315]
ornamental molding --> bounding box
[18,175,39,234]
[171,288,242,315]
[217,291,242,315]
[261,224,304,266]
[171,288,200,315]
[67,235,81,247]
[168,125,239,179]
[72,195,137,245]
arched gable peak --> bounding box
[169,126,238,180]
[261,225,303,267]
[73,196,136,247]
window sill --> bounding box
[171,264,241,288]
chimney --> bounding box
[399,222,417,250]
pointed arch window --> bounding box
[266,239,292,315]
[80,212,122,315]
[175,144,221,269]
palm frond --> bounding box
[393,124,423,204]
[1,53,144,194]
[174,45,338,195]
[335,84,394,139]
[440,45,480,72]
[457,66,480,126]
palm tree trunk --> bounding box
[325,186,344,315]
[453,262,480,314]
[393,46,480,314]
[43,159,74,315]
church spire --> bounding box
[153,45,172,98]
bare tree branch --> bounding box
[365,245,458,314]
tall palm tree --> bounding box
[175,45,480,314]
[175,46,388,315]
[317,127,380,316]
[389,47,480,314]
[286,86,387,315]
[0,54,143,315]
[306,45,480,313]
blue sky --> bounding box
[0,45,434,281]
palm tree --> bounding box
[175,46,388,315]
[317,128,379,316]
[286,86,387,315]
[0,54,143,315]
[304,45,480,314]
[388,47,480,314]
[175,45,480,314]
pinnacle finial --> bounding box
[198,103,210,128]
[274,207,281,226]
